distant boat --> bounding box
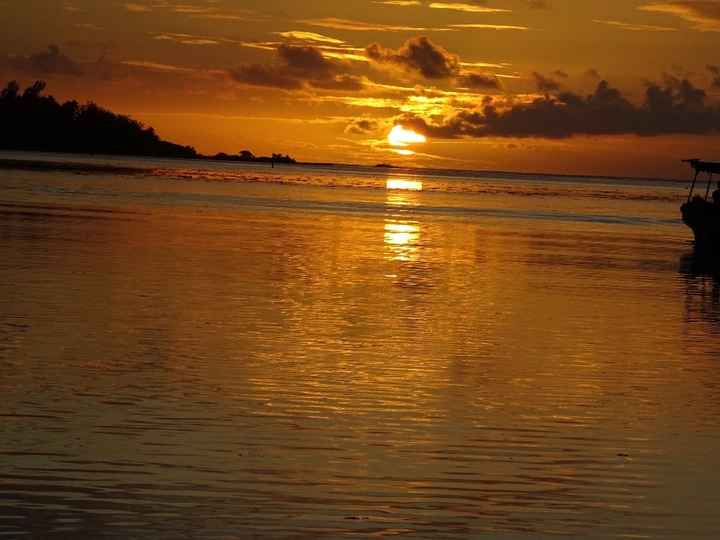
[681,159,720,251]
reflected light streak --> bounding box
[386,179,423,191]
[384,221,420,262]
[385,179,422,261]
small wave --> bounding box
[0,158,149,175]
[147,168,682,204]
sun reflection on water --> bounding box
[386,179,424,209]
[384,221,420,262]
[384,178,423,261]
[386,179,423,191]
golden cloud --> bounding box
[428,2,510,12]
[593,19,678,31]
[639,2,720,31]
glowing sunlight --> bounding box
[387,125,427,147]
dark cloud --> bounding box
[230,44,364,91]
[0,45,129,82]
[585,68,601,79]
[553,70,569,79]
[457,72,501,90]
[277,44,336,79]
[532,71,562,92]
[345,119,379,134]
[2,45,83,76]
[366,36,459,79]
[230,63,303,90]
[708,64,720,88]
[396,77,720,139]
[365,35,498,92]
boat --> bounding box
[680,159,720,251]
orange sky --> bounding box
[2,0,720,177]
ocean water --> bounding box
[1,151,719,539]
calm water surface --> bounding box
[1,152,719,539]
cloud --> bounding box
[345,119,380,134]
[461,60,512,69]
[639,2,720,31]
[532,71,562,92]
[230,64,302,89]
[124,2,151,12]
[397,77,720,139]
[365,37,501,91]
[316,46,372,63]
[229,43,365,91]
[2,45,83,76]
[375,0,422,4]
[380,0,545,9]
[299,17,428,32]
[585,68,601,79]
[428,2,510,13]
[457,72,501,89]
[152,32,249,46]
[163,4,215,14]
[277,44,337,78]
[449,23,529,30]
[0,44,225,85]
[120,60,196,73]
[154,33,221,45]
[311,75,365,91]
[122,2,262,21]
[0,46,205,85]
[366,36,459,79]
[593,19,677,31]
[275,31,345,44]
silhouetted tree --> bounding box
[209,148,295,163]
[0,80,197,158]
[0,81,19,100]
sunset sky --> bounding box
[2,0,720,176]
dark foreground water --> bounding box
[1,152,719,539]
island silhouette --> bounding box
[0,80,296,164]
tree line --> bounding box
[0,80,198,158]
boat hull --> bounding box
[681,197,720,251]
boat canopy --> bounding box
[684,159,720,202]
[684,159,720,174]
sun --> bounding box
[387,125,427,147]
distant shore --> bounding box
[0,152,687,185]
